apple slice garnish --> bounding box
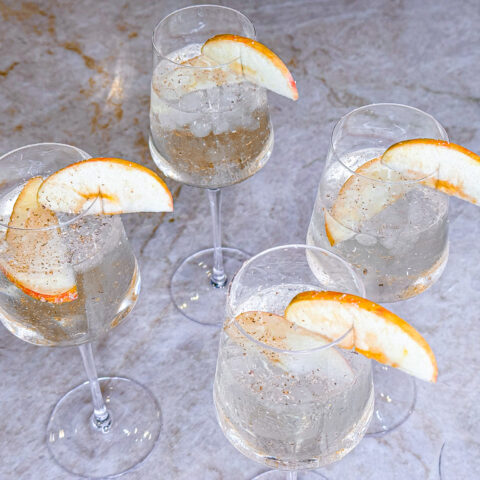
[37,158,173,215]
[324,157,407,245]
[325,139,480,246]
[202,34,298,100]
[227,311,353,378]
[285,291,437,382]
[152,54,243,100]
[382,139,480,204]
[1,177,78,304]
[230,310,332,351]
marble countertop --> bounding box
[0,0,479,478]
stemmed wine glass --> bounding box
[149,5,273,326]
[0,143,161,478]
[213,245,373,479]
[307,103,449,435]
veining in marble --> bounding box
[0,0,479,478]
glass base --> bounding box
[439,438,480,479]
[170,247,250,326]
[47,377,162,479]
[253,471,328,479]
[366,363,416,436]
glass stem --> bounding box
[78,343,112,433]
[208,188,227,288]
[287,472,298,480]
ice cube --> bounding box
[220,82,242,108]
[355,233,377,247]
[210,108,237,135]
[177,89,207,113]
[380,224,419,254]
[212,114,231,135]
[190,117,212,137]
[379,233,398,250]
[205,87,222,112]
[171,108,198,130]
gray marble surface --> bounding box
[0,0,479,478]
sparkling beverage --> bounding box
[307,148,449,302]
[149,44,273,188]
[0,182,139,346]
[214,283,373,470]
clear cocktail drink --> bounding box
[213,245,373,477]
[308,147,449,302]
[214,285,373,470]
[307,104,449,302]
[150,44,273,188]
[0,204,138,346]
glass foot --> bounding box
[366,363,416,436]
[253,471,328,479]
[47,377,162,479]
[439,438,480,479]
[170,247,249,326]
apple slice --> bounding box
[227,311,353,379]
[230,310,332,351]
[152,55,243,100]
[325,139,480,246]
[1,177,77,303]
[37,158,173,215]
[324,157,408,245]
[382,139,480,204]
[202,34,298,100]
[285,291,437,382]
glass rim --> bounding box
[0,142,99,232]
[151,4,256,70]
[330,102,449,185]
[228,243,365,355]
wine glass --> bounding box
[213,245,373,479]
[0,143,161,478]
[149,5,273,326]
[307,103,448,435]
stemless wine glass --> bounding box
[150,5,273,326]
[213,245,374,479]
[307,103,449,435]
[0,143,161,479]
